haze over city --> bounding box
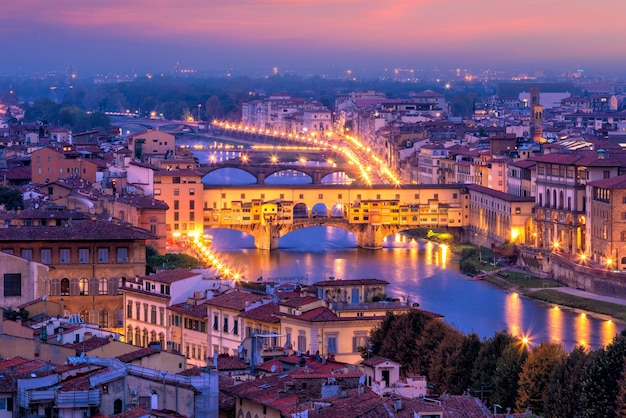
[3,0,626,76]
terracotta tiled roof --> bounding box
[588,174,626,189]
[65,337,111,353]
[278,295,320,308]
[0,219,157,241]
[279,307,339,322]
[205,291,267,311]
[139,269,202,284]
[116,347,160,363]
[361,356,399,367]
[238,302,280,323]
[216,355,248,371]
[169,300,208,319]
[467,184,535,203]
[111,407,152,418]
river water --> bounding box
[181,134,623,351]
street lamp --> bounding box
[493,404,502,415]
[197,104,202,123]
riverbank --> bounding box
[479,267,626,323]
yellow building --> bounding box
[467,184,535,247]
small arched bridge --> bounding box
[199,162,361,185]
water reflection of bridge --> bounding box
[199,162,360,185]
[203,184,470,249]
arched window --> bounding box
[61,278,70,296]
[50,279,60,296]
[135,328,141,346]
[150,330,157,343]
[99,278,109,295]
[546,189,551,207]
[149,217,158,234]
[552,189,557,209]
[79,278,89,296]
[127,326,133,345]
[100,310,109,327]
[559,190,564,209]
[80,309,89,323]
[108,277,119,296]
[621,257,626,265]
[158,333,165,349]
[70,279,80,296]
[142,329,149,347]
[114,399,123,414]
[89,277,99,296]
[89,310,99,324]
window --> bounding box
[318,194,323,199]
[232,319,238,335]
[353,334,369,352]
[117,247,128,262]
[159,308,164,325]
[98,248,109,263]
[189,200,195,210]
[297,332,307,352]
[41,249,51,264]
[213,315,218,330]
[173,177,181,184]
[61,278,70,296]
[223,317,229,333]
[515,207,521,214]
[79,248,89,264]
[151,306,157,324]
[143,304,148,322]
[174,188,180,196]
[189,188,195,196]
[0,397,13,411]
[60,248,70,264]
[327,335,338,354]
[99,278,108,295]
[79,278,88,295]
[174,200,179,210]
[127,302,133,319]
[21,249,33,261]
[4,273,21,297]
[135,302,141,319]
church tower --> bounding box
[530,86,543,143]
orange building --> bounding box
[153,168,204,243]
[31,144,104,185]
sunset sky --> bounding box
[2,0,625,75]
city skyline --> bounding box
[2,0,626,76]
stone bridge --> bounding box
[203,183,471,250]
[199,162,361,185]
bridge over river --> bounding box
[203,183,470,249]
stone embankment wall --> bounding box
[518,247,626,299]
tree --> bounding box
[0,186,24,210]
[427,329,465,393]
[146,246,202,273]
[516,342,566,414]
[491,341,527,410]
[204,95,224,121]
[368,310,439,373]
[471,331,517,399]
[445,333,483,395]
[544,346,589,418]
[578,330,626,417]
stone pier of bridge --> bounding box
[245,223,390,250]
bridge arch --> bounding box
[202,167,256,184]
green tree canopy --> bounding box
[516,342,567,414]
[0,186,24,210]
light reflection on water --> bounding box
[208,227,623,351]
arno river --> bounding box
[184,134,623,350]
